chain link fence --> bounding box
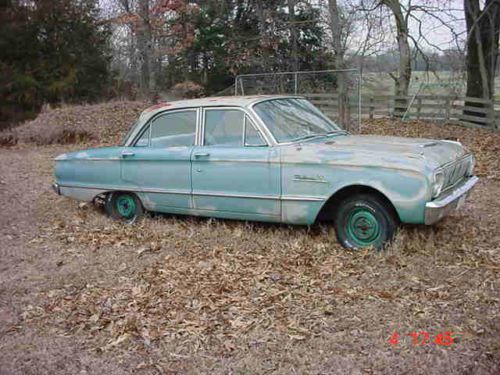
[235,69,361,131]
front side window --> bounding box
[244,116,266,146]
[122,120,141,146]
[204,109,245,146]
[253,98,340,143]
[135,125,150,147]
[145,110,196,148]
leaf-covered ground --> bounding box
[0,102,499,374]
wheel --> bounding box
[105,192,144,224]
[333,193,398,250]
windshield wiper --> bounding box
[325,130,348,136]
[292,134,323,142]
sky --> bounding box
[99,0,469,53]
[406,0,467,51]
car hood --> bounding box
[331,135,465,167]
[281,135,466,172]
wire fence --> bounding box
[235,69,361,131]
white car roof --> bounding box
[139,95,300,119]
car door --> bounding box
[191,107,281,219]
[120,108,198,210]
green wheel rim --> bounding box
[116,194,136,219]
[345,208,381,247]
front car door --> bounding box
[191,107,281,221]
[121,108,198,211]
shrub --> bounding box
[171,81,204,99]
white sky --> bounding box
[99,0,469,53]
[406,0,466,51]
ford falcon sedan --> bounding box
[52,95,478,250]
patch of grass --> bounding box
[18,115,500,373]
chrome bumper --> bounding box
[425,176,479,225]
[52,183,61,195]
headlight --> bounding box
[466,155,475,176]
[432,170,445,197]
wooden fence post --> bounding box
[488,101,495,129]
[445,97,450,121]
[416,98,422,120]
[495,100,499,129]
[369,96,374,119]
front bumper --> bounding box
[424,176,479,225]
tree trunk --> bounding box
[463,0,500,122]
[328,0,343,70]
[255,0,269,72]
[137,0,154,97]
[328,0,352,131]
[383,0,411,118]
[288,0,298,72]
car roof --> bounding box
[139,95,301,119]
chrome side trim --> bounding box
[192,191,277,200]
[59,184,191,195]
[193,191,325,201]
[85,158,121,161]
[139,187,191,195]
[57,184,326,202]
[192,158,274,163]
[281,195,325,202]
[293,175,329,184]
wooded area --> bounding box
[1,0,499,129]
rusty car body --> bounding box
[52,95,478,249]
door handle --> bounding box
[194,152,210,158]
[121,151,135,158]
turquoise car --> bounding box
[52,96,478,249]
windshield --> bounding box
[253,98,341,143]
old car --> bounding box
[52,95,478,249]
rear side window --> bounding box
[147,110,196,148]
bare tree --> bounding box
[464,0,500,106]
[325,0,352,129]
[327,0,345,69]
[386,1,411,104]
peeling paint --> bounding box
[53,95,475,227]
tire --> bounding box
[105,192,144,224]
[333,193,398,250]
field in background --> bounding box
[233,70,500,131]
[362,71,500,99]
[0,101,499,374]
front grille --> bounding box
[442,155,471,191]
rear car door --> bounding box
[191,107,281,219]
[121,108,198,210]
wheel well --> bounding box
[96,191,143,206]
[315,185,399,223]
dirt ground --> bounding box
[0,110,499,374]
